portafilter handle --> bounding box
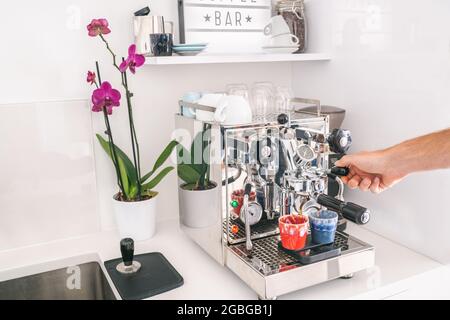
[328,166,350,177]
[316,194,371,225]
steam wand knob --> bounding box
[328,129,352,154]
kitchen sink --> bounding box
[0,255,117,300]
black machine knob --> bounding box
[328,129,353,154]
[244,183,253,196]
[120,238,135,267]
[277,113,289,125]
[134,6,150,16]
[317,194,370,225]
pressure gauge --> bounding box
[297,144,316,162]
[261,145,272,158]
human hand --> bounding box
[335,150,406,193]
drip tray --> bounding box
[228,231,367,276]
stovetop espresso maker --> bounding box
[174,98,374,300]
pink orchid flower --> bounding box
[87,71,96,85]
[119,44,145,74]
[87,19,111,37]
[91,82,121,115]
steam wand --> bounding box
[242,183,254,251]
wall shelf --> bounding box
[144,53,331,66]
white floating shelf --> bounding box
[144,53,331,66]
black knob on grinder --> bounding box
[120,238,135,267]
[277,114,289,125]
[317,194,371,225]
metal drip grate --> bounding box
[229,233,351,276]
[223,218,279,244]
[250,236,296,268]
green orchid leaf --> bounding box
[141,166,174,192]
[128,184,138,199]
[141,140,178,183]
[177,163,201,184]
[141,190,158,198]
[117,156,130,198]
[96,134,139,200]
[96,134,138,187]
[176,143,191,164]
[176,141,204,177]
[190,131,205,168]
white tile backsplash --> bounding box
[0,100,100,251]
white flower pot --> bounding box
[179,183,219,228]
[112,193,158,241]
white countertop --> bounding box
[0,219,448,300]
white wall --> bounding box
[0,0,292,250]
[294,0,450,263]
[4,0,447,265]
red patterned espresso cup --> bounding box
[279,215,309,251]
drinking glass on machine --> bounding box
[274,86,293,114]
[251,82,275,121]
[226,84,250,102]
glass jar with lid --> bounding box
[276,0,307,53]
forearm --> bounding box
[383,128,450,176]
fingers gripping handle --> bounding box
[317,194,371,225]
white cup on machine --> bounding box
[195,93,226,122]
[213,95,252,125]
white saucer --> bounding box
[174,51,204,56]
[262,45,299,54]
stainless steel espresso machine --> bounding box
[174,98,375,300]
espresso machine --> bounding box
[175,98,374,300]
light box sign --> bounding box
[178,0,272,53]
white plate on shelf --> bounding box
[262,46,298,54]
[174,51,204,56]
[173,47,206,52]
[173,43,208,48]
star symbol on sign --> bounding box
[246,15,252,23]
[204,14,211,22]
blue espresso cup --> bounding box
[309,210,338,245]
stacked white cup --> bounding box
[263,16,299,47]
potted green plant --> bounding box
[86,18,177,240]
[176,124,219,228]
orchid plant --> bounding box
[86,18,177,201]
